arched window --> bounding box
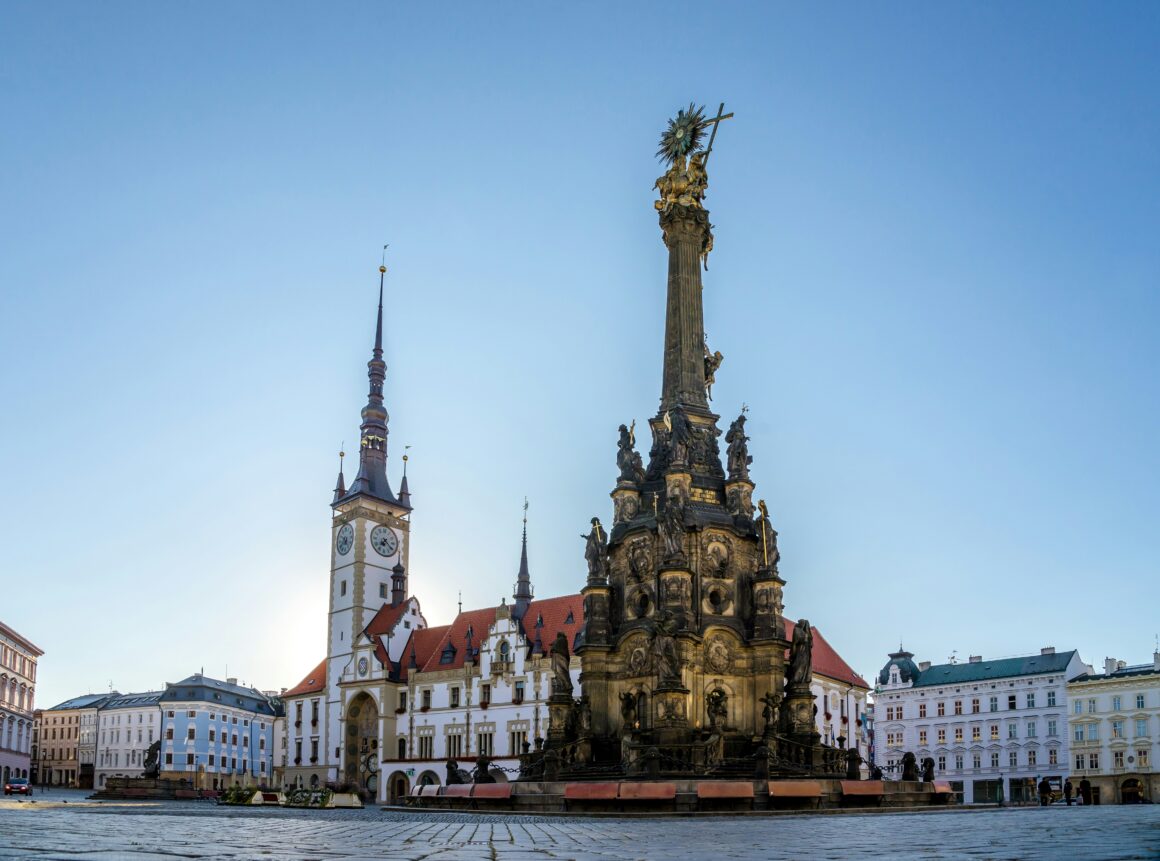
[499,641,510,662]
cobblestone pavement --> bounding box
[1,790,1157,860]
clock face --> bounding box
[336,524,354,556]
[357,657,368,677]
[370,525,398,557]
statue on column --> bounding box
[754,499,780,571]
[651,611,682,686]
[619,691,638,728]
[550,632,573,697]
[616,422,646,484]
[760,690,782,735]
[581,517,608,583]
[659,496,686,560]
[706,689,728,728]
[725,413,752,480]
[663,410,692,467]
[703,341,724,401]
[787,619,813,687]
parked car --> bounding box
[3,777,33,796]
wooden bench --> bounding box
[767,780,823,808]
[618,782,677,803]
[933,781,953,794]
[562,782,619,811]
[472,784,513,800]
[840,780,885,805]
[697,781,754,810]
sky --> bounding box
[2,2,1158,709]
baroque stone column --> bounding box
[659,204,712,414]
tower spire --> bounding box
[331,447,346,504]
[340,258,402,507]
[512,497,534,619]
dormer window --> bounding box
[565,611,574,624]
[439,644,456,665]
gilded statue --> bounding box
[754,499,780,571]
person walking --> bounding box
[1038,777,1052,806]
[1064,778,1074,806]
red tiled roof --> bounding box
[364,600,411,638]
[785,618,869,689]
[402,624,450,678]
[419,607,498,672]
[283,659,326,698]
[522,593,584,656]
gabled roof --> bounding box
[401,624,450,678]
[911,650,1078,688]
[420,607,498,672]
[521,594,585,657]
[283,659,327,698]
[784,619,870,690]
[364,600,413,639]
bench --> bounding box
[697,781,754,810]
[767,780,823,808]
[471,784,513,800]
[563,782,619,811]
[840,780,885,805]
[933,781,953,794]
[618,782,677,802]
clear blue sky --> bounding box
[2,2,1157,707]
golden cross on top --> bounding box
[702,102,734,165]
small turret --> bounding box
[512,498,534,620]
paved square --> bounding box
[1,791,1157,860]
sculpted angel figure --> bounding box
[616,422,646,484]
[703,342,724,401]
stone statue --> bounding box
[845,747,863,781]
[703,342,724,401]
[787,619,813,687]
[754,499,780,571]
[869,764,884,780]
[705,689,728,728]
[663,410,692,466]
[619,691,637,728]
[550,631,573,697]
[725,413,752,480]
[921,756,935,782]
[659,496,686,560]
[760,690,781,734]
[445,759,469,785]
[581,517,608,583]
[901,751,918,782]
[142,739,161,779]
[472,755,496,784]
[651,611,682,686]
[627,538,651,582]
[574,696,592,735]
[616,422,646,484]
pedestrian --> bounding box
[1064,778,1073,806]
[1038,777,1052,806]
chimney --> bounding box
[226,677,238,686]
[918,661,931,672]
[1104,658,1118,676]
[968,655,982,664]
[1040,646,1055,656]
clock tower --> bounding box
[326,265,412,778]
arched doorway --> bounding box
[387,770,409,804]
[344,693,380,796]
[1121,778,1143,804]
[417,769,440,787]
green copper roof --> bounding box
[912,650,1078,687]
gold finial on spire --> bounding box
[380,244,389,274]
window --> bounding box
[1047,719,1057,737]
[937,755,946,771]
[187,710,196,718]
[1112,720,1124,739]
[971,726,981,742]
[514,681,525,704]
[1087,699,1096,714]
[187,728,195,741]
[398,692,407,712]
[310,739,318,761]
[991,752,1000,768]
[165,753,173,765]
[971,699,980,714]
[380,583,388,599]
[209,730,215,742]
[450,687,460,708]
[1113,750,1125,768]
[509,729,527,755]
[918,730,927,746]
[1027,749,1037,766]
[1075,753,1085,771]
[340,580,347,596]
[208,754,216,766]
[1006,723,1016,739]
[1137,694,1146,709]
[1027,693,1036,708]
[1027,721,1037,738]
[937,702,945,717]
[937,729,946,744]
[972,754,981,770]
[1074,725,1085,742]
[476,732,493,757]
[296,702,303,721]
[186,753,194,766]
[954,727,963,743]
[989,696,998,712]
[1088,723,1099,740]
[294,740,302,762]
[418,737,433,759]
[311,700,319,723]
[1047,690,1056,707]
[1009,751,1018,768]
[1074,700,1082,715]
[918,703,927,718]
[1008,695,1017,710]
[447,734,462,758]
[1112,696,1121,712]
[1139,748,1150,767]
[1088,752,1099,770]
[954,700,963,716]
[421,690,431,710]
[480,684,491,706]
[955,754,964,770]
[1049,748,1058,766]
[1136,719,1148,737]
[397,738,407,759]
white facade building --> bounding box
[874,646,1088,803]
[0,620,43,785]
[94,692,162,788]
[1067,653,1160,804]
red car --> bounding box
[3,777,32,795]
